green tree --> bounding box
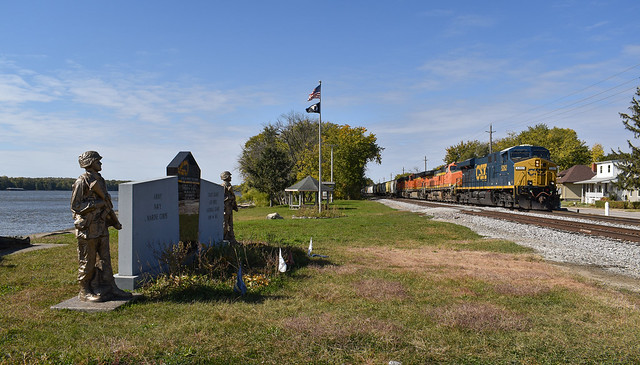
[613,87,640,191]
[238,125,296,206]
[444,140,489,164]
[446,124,589,170]
[275,111,318,175]
[507,124,589,170]
[240,117,383,201]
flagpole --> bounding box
[318,80,322,213]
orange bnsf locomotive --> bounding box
[368,145,560,211]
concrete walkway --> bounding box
[563,206,640,219]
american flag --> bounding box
[307,84,321,101]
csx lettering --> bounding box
[476,164,487,181]
[527,169,546,176]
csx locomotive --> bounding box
[366,145,560,210]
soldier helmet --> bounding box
[78,151,102,168]
[220,171,231,180]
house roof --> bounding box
[285,176,334,192]
[574,177,617,185]
[557,165,595,184]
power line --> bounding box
[497,63,640,126]
[508,77,638,128]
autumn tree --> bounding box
[590,143,605,163]
[613,87,640,191]
[325,124,383,199]
[296,122,383,199]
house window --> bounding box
[599,166,603,174]
[608,165,611,173]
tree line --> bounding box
[0,176,126,191]
[442,123,615,173]
[238,111,383,205]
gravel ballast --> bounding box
[378,199,640,280]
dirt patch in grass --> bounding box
[430,302,529,332]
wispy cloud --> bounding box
[419,54,511,83]
[0,74,58,103]
[0,62,278,179]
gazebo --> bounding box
[285,176,334,209]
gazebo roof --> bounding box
[285,176,334,192]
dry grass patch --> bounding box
[281,312,399,343]
[347,246,640,306]
[300,281,346,303]
[354,278,409,301]
[430,302,530,332]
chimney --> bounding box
[591,163,597,172]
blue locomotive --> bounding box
[366,145,560,211]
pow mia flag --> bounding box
[306,102,320,114]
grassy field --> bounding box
[2,200,640,364]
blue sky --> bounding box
[1,1,639,183]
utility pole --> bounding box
[317,80,322,213]
[486,124,495,154]
[327,144,337,182]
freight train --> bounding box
[365,145,560,210]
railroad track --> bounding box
[543,209,640,227]
[392,198,640,243]
[461,209,640,243]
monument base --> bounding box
[113,273,148,291]
[50,293,142,313]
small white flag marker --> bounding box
[278,248,287,273]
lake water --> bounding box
[0,190,118,237]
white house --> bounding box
[574,160,640,203]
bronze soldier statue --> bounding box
[71,151,132,302]
[221,171,238,243]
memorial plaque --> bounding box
[114,176,180,290]
[198,179,224,245]
[166,151,201,201]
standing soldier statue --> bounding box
[71,151,132,302]
[220,171,238,243]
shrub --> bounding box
[238,187,270,207]
[141,240,308,300]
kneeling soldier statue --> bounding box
[71,151,132,302]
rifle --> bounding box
[89,180,122,230]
